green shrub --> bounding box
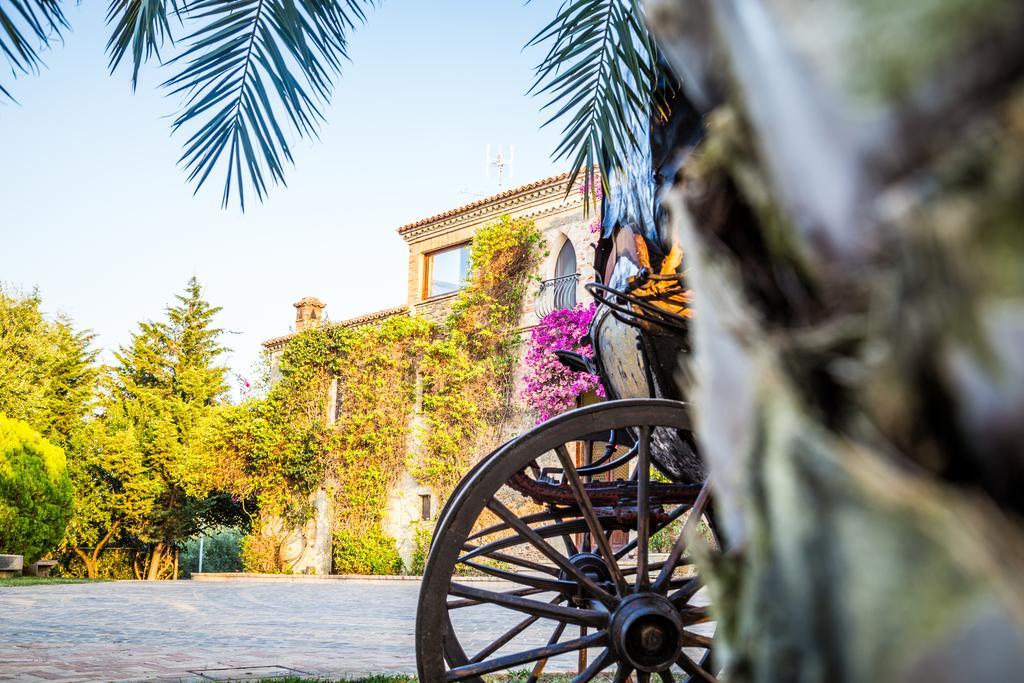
[333,528,403,575]
[180,528,243,576]
[0,415,73,563]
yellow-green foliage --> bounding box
[332,528,404,575]
[0,414,73,562]
[239,527,293,574]
[408,522,433,575]
[216,215,544,573]
[416,215,546,495]
[331,315,433,535]
[57,547,139,580]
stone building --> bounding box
[262,172,595,572]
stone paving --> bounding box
[0,578,436,682]
[0,577,713,682]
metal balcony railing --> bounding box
[535,273,579,319]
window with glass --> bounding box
[425,243,471,297]
[554,240,578,309]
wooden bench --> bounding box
[0,554,24,579]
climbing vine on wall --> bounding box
[211,214,545,573]
[416,215,546,496]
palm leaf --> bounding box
[162,0,372,209]
[527,0,657,204]
[0,0,68,101]
[105,0,179,90]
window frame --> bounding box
[422,241,472,300]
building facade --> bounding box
[262,173,595,571]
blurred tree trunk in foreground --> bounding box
[647,0,1024,679]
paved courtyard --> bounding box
[1,577,713,682]
[0,578,435,682]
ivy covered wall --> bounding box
[211,215,545,574]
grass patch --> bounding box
[0,576,108,587]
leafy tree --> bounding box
[92,277,242,579]
[0,288,109,573]
[0,287,97,447]
[0,414,73,563]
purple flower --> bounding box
[521,303,605,422]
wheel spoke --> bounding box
[555,444,630,597]
[458,559,577,593]
[636,426,651,590]
[467,508,570,542]
[449,582,606,628]
[573,647,615,682]
[527,621,567,683]
[677,651,717,682]
[488,498,619,608]
[679,631,714,649]
[470,597,559,663]
[460,543,561,576]
[612,664,634,683]
[668,578,703,608]
[652,482,711,594]
[445,631,608,681]
[678,605,711,625]
[638,673,652,683]
[448,585,548,610]
[659,670,677,682]
[461,518,594,563]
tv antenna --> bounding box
[485,145,514,189]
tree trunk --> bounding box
[72,547,97,580]
[645,0,1024,679]
[145,543,166,581]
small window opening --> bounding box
[419,494,432,521]
[424,243,471,298]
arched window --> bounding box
[554,240,577,309]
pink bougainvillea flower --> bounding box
[521,303,605,422]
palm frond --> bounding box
[163,0,372,209]
[527,0,657,204]
[0,0,69,101]
[105,0,179,90]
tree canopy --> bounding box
[0,287,97,447]
[57,277,245,579]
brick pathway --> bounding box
[0,578,436,682]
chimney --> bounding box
[294,296,326,332]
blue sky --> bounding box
[0,1,565,392]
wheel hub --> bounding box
[559,552,613,604]
[610,593,683,673]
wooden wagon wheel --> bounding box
[416,399,721,682]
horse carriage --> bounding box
[414,210,721,681]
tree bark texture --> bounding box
[145,542,166,581]
[646,0,1024,680]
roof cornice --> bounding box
[262,305,408,351]
[396,172,584,243]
